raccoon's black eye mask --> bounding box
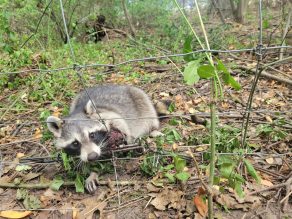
[89,130,109,143]
[64,140,81,155]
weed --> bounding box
[140,151,190,183]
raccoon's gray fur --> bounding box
[47,84,161,192]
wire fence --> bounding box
[0,0,291,213]
[0,3,290,153]
[1,46,291,75]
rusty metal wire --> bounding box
[0,46,291,76]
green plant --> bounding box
[256,120,288,141]
[49,151,114,193]
[217,154,261,198]
[162,153,190,183]
[140,152,190,183]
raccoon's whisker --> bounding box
[100,140,110,149]
[99,136,110,149]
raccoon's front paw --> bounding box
[85,172,99,193]
[150,130,164,137]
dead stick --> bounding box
[237,66,292,86]
[249,177,292,195]
[0,180,141,189]
[187,148,213,195]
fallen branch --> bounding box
[249,177,292,195]
[0,180,141,189]
[236,66,292,86]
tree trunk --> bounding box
[229,0,247,23]
[211,0,226,24]
[236,0,247,23]
[121,0,136,37]
[229,0,237,20]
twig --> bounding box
[112,152,121,208]
[104,197,146,213]
[281,177,292,211]
[237,65,292,85]
[280,190,292,204]
[187,148,213,195]
[144,196,153,210]
[0,180,141,189]
[0,138,37,148]
[249,177,292,195]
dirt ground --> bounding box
[0,43,291,218]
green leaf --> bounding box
[165,172,175,183]
[243,159,261,183]
[198,65,215,78]
[234,181,245,198]
[216,59,229,74]
[172,129,181,141]
[16,189,28,200]
[23,195,41,210]
[75,174,85,193]
[50,177,64,191]
[233,173,245,183]
[183,60,200,85]
[228,75,241,90]
[175,172,190,182]
[15,164,32,172]
[221,70,230,84]
[174,156,186,172]
[61,152,71,171]
[168,102,175,113]
[164,164,174,171]
[183,36,194,62]
[217,155,235,166]
[217,59,241,90]
[219,163,235,178]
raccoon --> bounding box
[46,84,162,192]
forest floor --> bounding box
[0,22,291,219]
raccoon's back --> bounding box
[70,84,155,118]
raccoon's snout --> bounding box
[87,152,99,161]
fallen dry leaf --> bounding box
[159,92,169,97]
[193,187,207,217]
[146,183,161,193]
[265,116,273,123]
[40,188,61,206]
[52,106,61,117]
[172,143,178,150]
[265,157,274,164]
[216,193,261,211]
[193,195,207,217]
[34,128,42,139]
[150,188,185,211]
[16,153,25,158]
[221,101,230,109]
[77,191,108,219]
[261,179,274,187]
[0,210,32,219]
[23,172,42,182]
[195,145,208,152]
[72,207,78,219]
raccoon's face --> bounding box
[46,116,109,162]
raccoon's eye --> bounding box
[89,132,95,139]
[71,140,80,149]
[64,140,80,156]
[89,131,108,142]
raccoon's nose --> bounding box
[87,152,99,161]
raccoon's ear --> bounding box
[46,116,63,137]
[84,101,95,115]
